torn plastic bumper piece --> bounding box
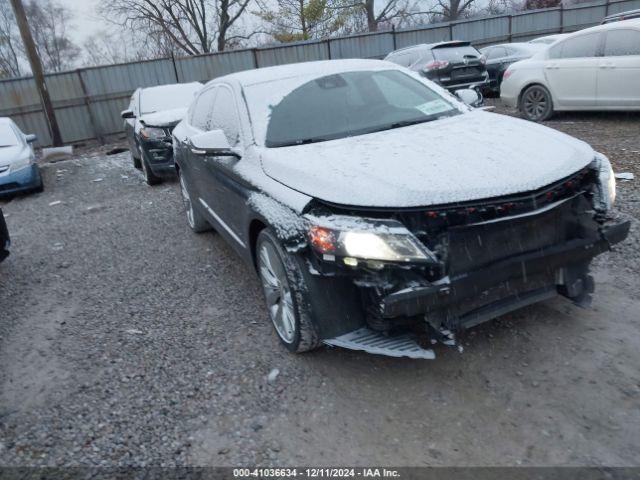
[381,220,630,320]
[323,327,435,359]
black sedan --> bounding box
[172,60,627,359]
[479,43,545,95]
[0,208,9,263]
[121,82,201,185]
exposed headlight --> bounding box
[592,152,616,212]
[305,215,438,267]
[140,127,166,140]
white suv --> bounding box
[500,19,640,121]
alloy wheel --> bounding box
[523,87,549,121]
[258,241,295,344]
[179,174,195,229]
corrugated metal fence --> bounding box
[1,0,638,146]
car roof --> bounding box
[208,59,404,88]
[389,40,472,55]
[139,82,202,94]
[568,17,640,34]
[603,8,640,20]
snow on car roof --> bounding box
[139,82,202,114]
[210,59,401,88]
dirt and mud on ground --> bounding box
[0,105,639,467]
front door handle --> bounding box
[598,63,615,69]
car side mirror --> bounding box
[25,133,37,143]
[121,109,135,119]
[455,88,482,107]
[189,129,240,158]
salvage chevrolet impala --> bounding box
[173,59,629,359]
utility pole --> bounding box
[9,0,62,146]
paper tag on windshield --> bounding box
[415,99,451,116]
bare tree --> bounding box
[22,0,80,72]
[104,0,252,55]
[429,0,479,21]
[0,0,22,77]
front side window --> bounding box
[604,29,640,56]
[259,70,460,148]
[210,87,241,146]
[550,33,600,59]
[191,88,217,131]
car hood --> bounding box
[259,110,595,208]
[0,145,28,167]
[139,108,188,127]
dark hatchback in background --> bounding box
[0,208,9,263]
[479,42,545,96]
[384,41,489,94]
[121,82,202,185]
[0,117,42,198]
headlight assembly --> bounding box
[305,215,438,268]
[591,152,616,213]
[139,127,166,140]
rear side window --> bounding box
[432,45,482,61]
[550,33,600,59]
[486,46,507,60]
[210,87,241,146]
[191,88,217,131]
[388,51,418,67]
[604,29,640,56]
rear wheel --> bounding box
[179,170,210,233]
[257,229,320,353]
[519,85,553,122]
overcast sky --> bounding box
[59,0,103,44]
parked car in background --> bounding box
[121,82,202,185]
[384,41,489,96]
[0,208,9,263]
[480,42,546,95]
[501,20,640,121]
[528,33,569,45]
[602,8,640,23]
[173,59,627,358]
[0,118,42,198]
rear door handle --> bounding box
[545,63,559,70]
[598,63,615,69]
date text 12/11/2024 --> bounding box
[233,468,401,478]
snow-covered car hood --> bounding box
[259,110,595,208]
[139,108,188,127]
[0,145,28,167]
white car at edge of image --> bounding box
[500,19,640,121]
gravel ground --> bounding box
[0,106,639,467]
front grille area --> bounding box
[398,166,595,237]
[445,196,579,275]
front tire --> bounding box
[179,170,210,233]
[141,155,161,186]
[131,151,142,169]
[519,85,553,122]
[257,229,320,353]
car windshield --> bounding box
[140,83,201,114]
[257,70,460,148]
[432,45,482,62]
[0,124,18,147]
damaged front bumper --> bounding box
[382,220,629,329]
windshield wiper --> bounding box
[269,137,329,147]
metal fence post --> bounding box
[605,0,610,17]
[76,68,103,145]
[252,48,259,68]
[560,4,564,33]
[170,54,180,82]
[449,22,454,41]
[392,25,397,50]
[508,15,512,42]
[326,39,332,59]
